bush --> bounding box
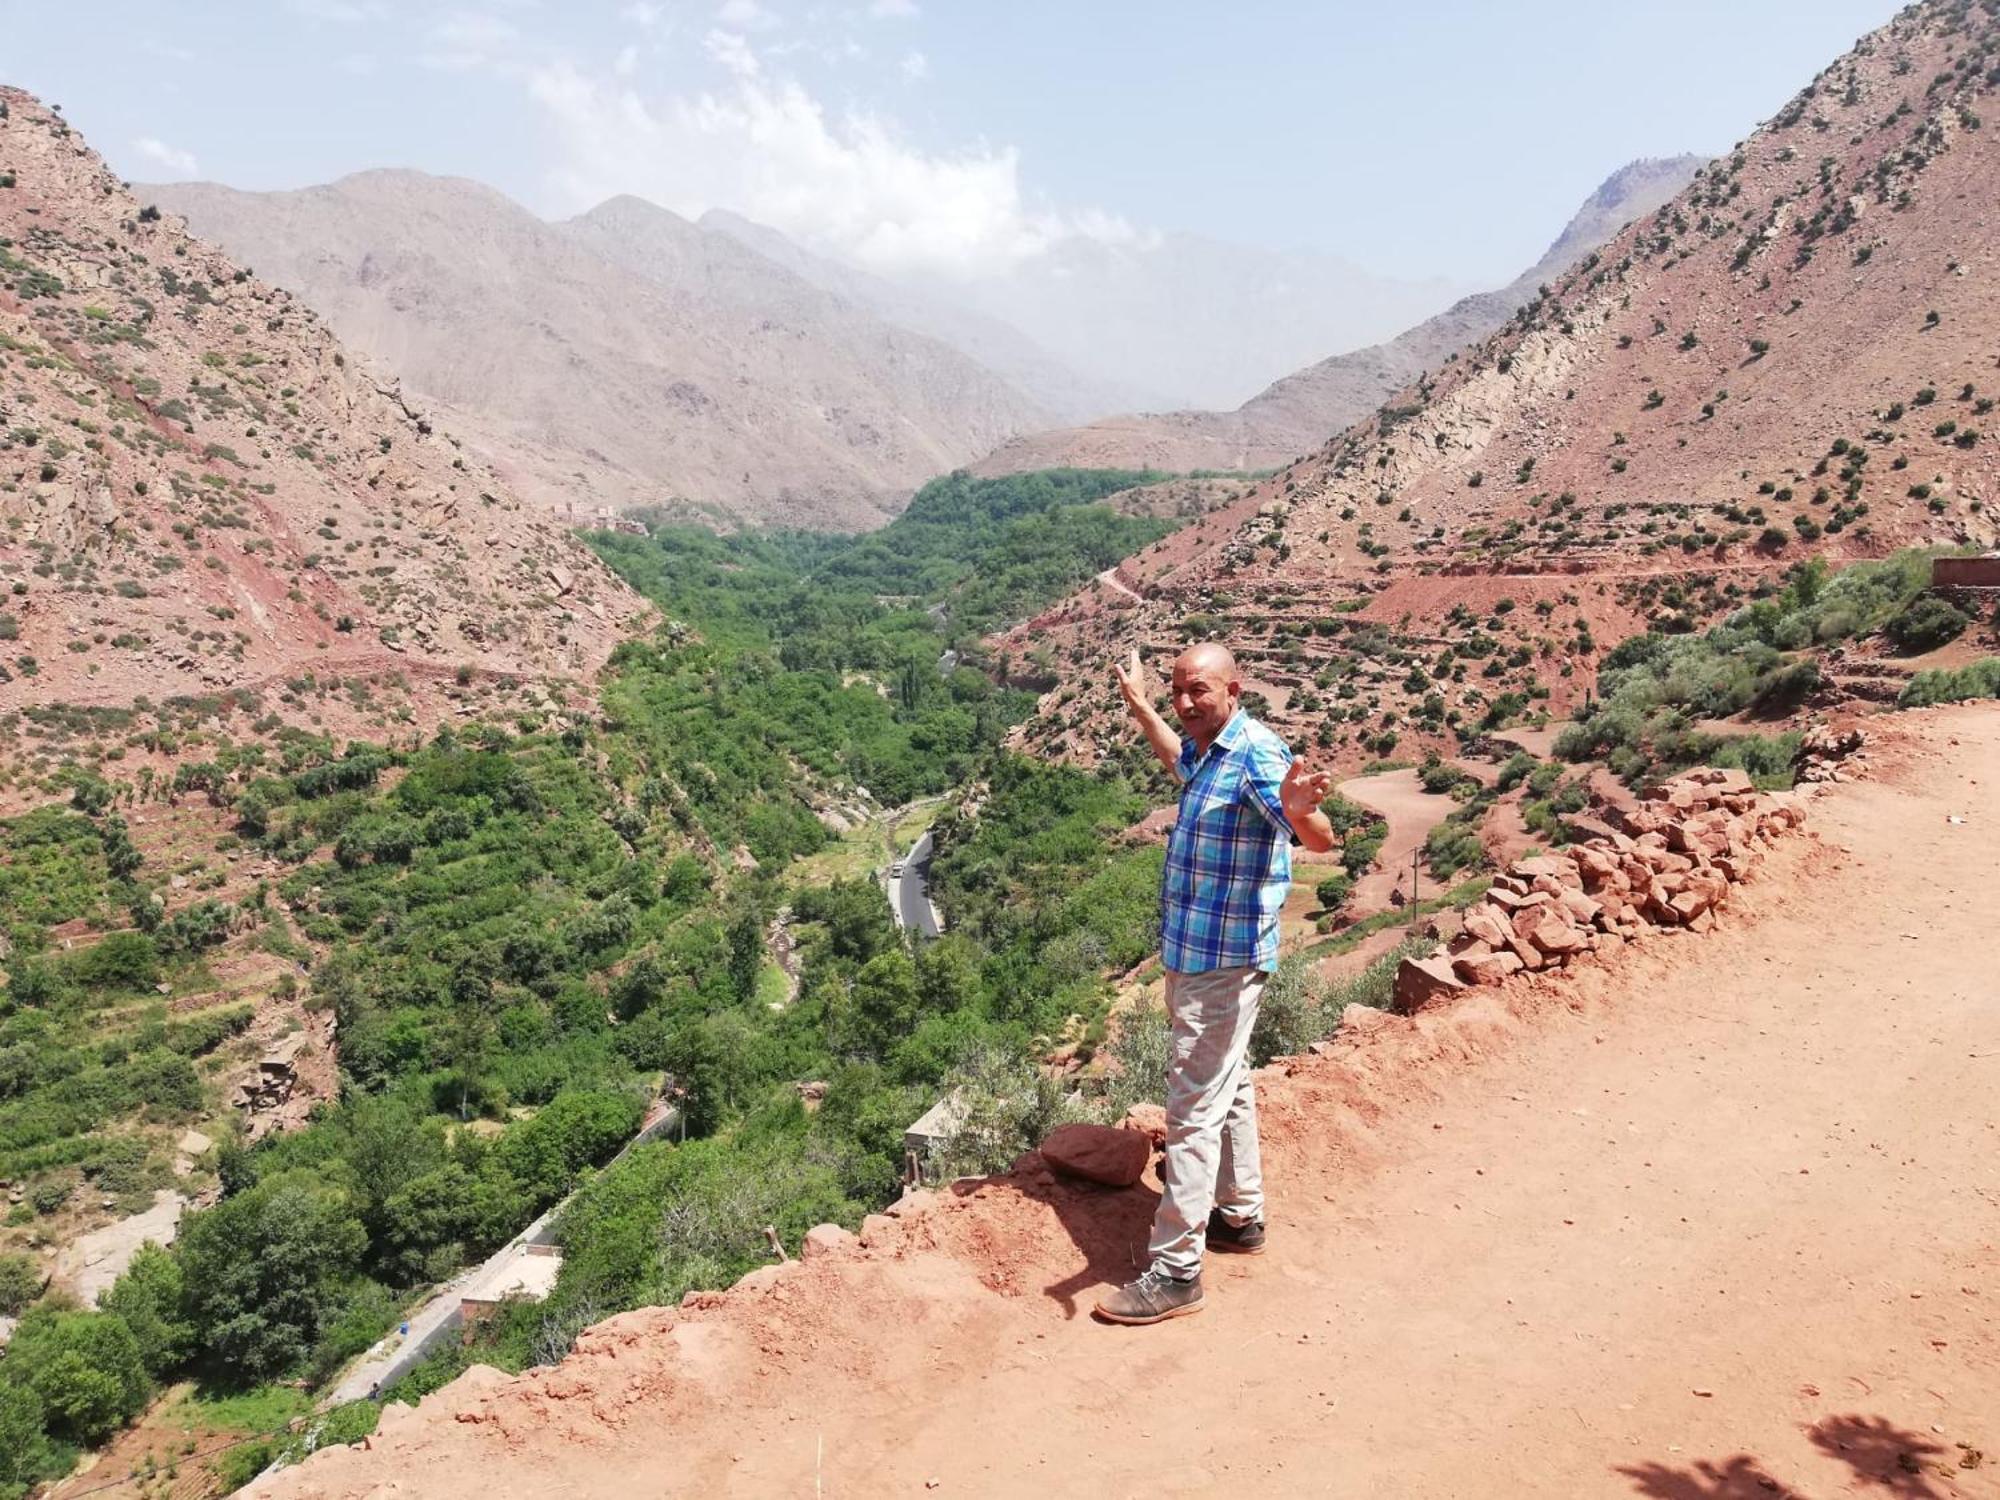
[1883,596,1970,654]
[2,1306,151,1445]
[0,1252,41,1315]
[1900,656,2000,707]
[1313,874,1353,913]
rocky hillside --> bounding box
[997,0,2000,770]
[150,173,1056,531]
[0,90,645,717]
[972,157,1703,478]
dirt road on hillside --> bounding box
[262,705,2000,1500]
[1335,767,1460,910]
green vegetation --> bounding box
[0,468,1207,1480]
[1555,550,1953,785]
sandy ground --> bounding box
[261,704,2000,1500]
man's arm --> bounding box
[1241,741,1338,853]
[1114,650,1182,778]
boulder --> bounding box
[1392,956,1467,1013]
[1451,951,1524,987]
[1463,908,1512,949]
[1041,1124,1152,1187]
[1523,913,1588,956]
[800,1223,860,1261]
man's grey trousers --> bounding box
[1148,965,1267,1278]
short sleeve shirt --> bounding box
[1160,709,1297,974]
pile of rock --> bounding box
[1394,768,1807,1009]
[1794,724,1865,784]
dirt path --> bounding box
[262,705,2000,1500]
[1335,767,1460,911]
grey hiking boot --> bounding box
[1207,1208,1267,1255]
[1094,1268,1204,1325]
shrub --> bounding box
[1314,874,1353,913]
[0,1252,42,1314]
[1900,657,2000,707]
[2,1306,151,1445]
[1883,596,1969,653]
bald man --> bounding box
[1095,642,1336,1325]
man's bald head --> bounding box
[1174,641,1237,680]
[1170,640,1242,749]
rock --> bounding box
[1452,951,1524,986]
[1463,908,1512,948]
[800,1223,859,1261]
[1392,955,1466,1013]
[176,1129,213,1157]
[1523,913,1588,956]
[1040,1124,1152,1187]
[1118,1103,1169,1150]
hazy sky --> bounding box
[0,0,1900,286]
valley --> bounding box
[1,2,1998,1496]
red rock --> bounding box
[1463,908,1512,948]
[1118,1103,1168,1150]
[801,1223,860,1260]
[1452,951,1524,986]
[1041,1124,1152,1187]
[1525,913,1588,956]
[1393,955,1468,1013]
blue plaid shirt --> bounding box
[1160,709,1296,974]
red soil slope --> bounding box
[256,701,2000,1499]
[0,90,646,720]
[994,0,2000,775]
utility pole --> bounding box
[1410,844,1421,923]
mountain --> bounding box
[972,157,1705,478]
[148,174,1056,532]
[918,231,1469,413]
[0,90,643,719]
[993,0,2000,770]
[698,208,1156,422]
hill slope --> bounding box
[0,91,643,716]
[973,157,1704,478]
[249,704,2000,1499]
[996,0,2000,771]
[150,174,1056,531]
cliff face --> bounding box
[0,91,646,718]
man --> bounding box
[1094,643,1336,1326]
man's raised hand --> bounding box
[1280,754,1336,823]
[1113,648,1146,710]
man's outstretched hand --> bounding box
[1280,754,1336,826]
[1112,648,1146,710]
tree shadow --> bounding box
[1619,1413,1963,1499]
[950,1160,1161,1319]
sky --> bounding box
[0,0,1904,288]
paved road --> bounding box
[889,829,942,938]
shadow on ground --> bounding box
[1620,1413,1982,1498]
[952,1163,1161,1319]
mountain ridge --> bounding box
[0,90,645,723]
[148,171,1058,532]
[971,156,1706,479]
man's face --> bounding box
[1171,654,1238,744]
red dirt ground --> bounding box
[257,703,2000,1500]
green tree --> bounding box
[175,1170,368,1383]
[99,1243,193,1378]
[3,1306,150,1445]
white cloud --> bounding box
[620,1,667,27]
[703,29,762,79]
[716,0,779,30]
[134,137,199,176]
[899,48,927,80]
[613,43,641,78]
[867,0,919,17]
[526,59,1138,278]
